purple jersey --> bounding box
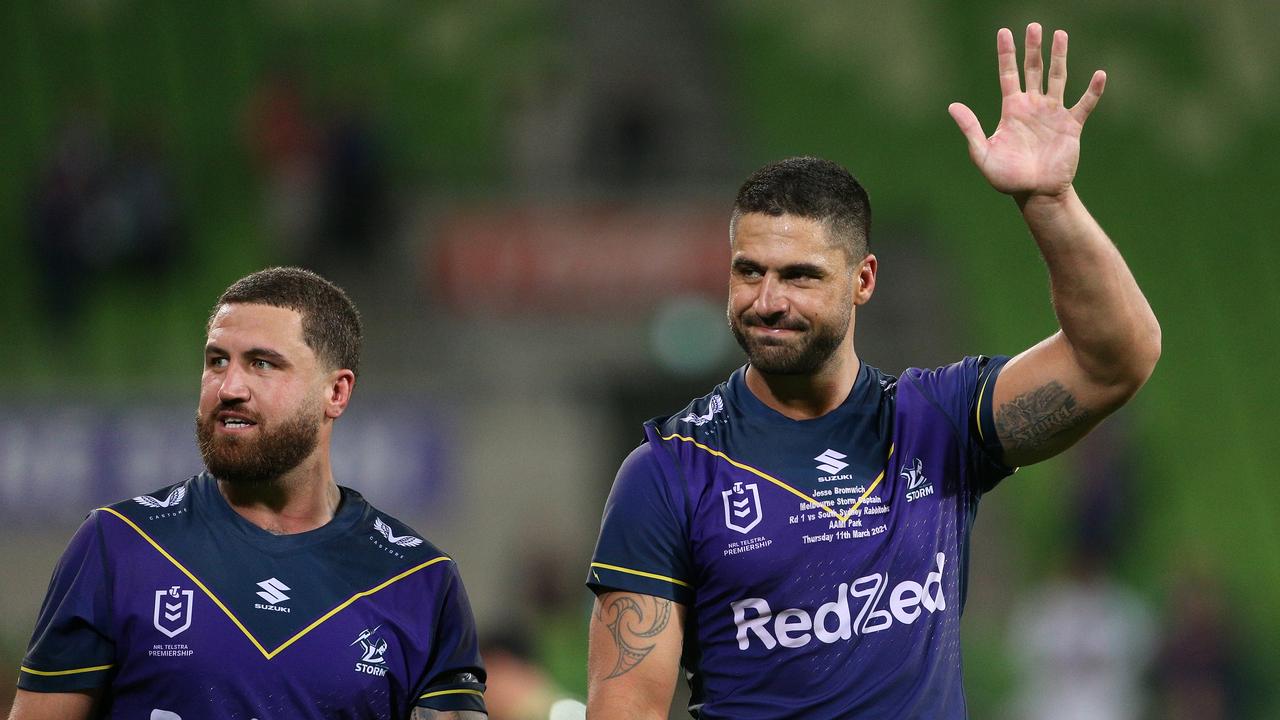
[588,357,1012,718]
[19,473,486,719]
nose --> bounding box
[217,363,251,404]
[752,274,788,320]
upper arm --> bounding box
[8,688,99,720]
[409,710,487,720]
[587,591,686,720]
[992,331,1130,466]
[19,512,116,694]
[412,566,487,716]
[586,444,694,603]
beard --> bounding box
[729,304,851,376]
[195,401,322,486]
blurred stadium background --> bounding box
[1,1,1276,718]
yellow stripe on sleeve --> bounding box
[420,688,485,699]
[589,562,691,588]
[20,663,113,677]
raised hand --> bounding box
[948,23,1105,201]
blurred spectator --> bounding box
[245,67,322,262]
[318,99,390,268]
[481,628,577,720]
[29,108,184,328]
[1004,427,1156,720]
[518,546,591,701]
[245,68,391,273]
[29,111,108,326]
[1151,561,1246,720]
[1005,541,1155,720]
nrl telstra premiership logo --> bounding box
[722,481,763,534]
[153,586,194,638]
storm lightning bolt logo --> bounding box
[351,626,389,664]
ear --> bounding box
[853,254,877,305]
[324,369,356,419]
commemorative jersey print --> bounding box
[19,474,486,719]
[589,357,1012,719]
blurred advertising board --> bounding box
[0,399,453,524]
[428,203,730,314]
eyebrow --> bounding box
[205,344,293,367]
[780,262,826,277]
[731,257,827,277]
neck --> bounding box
[217,453,341,535]
[745,350,861,421]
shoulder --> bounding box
[606,443,671,501]
[100,475,200,524]
[650,380,731,438]
[899,355,1006,402]
[355,493,455,568]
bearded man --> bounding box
[13,267,486,720]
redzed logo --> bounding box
[731,553,947,650]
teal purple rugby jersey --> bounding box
[588,357,1013,719]
[20,473,486,719]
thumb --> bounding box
[947,102,987,162]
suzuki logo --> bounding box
[255,578,291,605]
[814,449,849,475]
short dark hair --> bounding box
[732,156,871,259]
[210,267,363,377]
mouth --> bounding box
[215,412,259,433]
[745,322,806,340]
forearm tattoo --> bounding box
[994,380,1091,450]
[596,594,673,679]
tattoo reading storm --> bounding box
[597,594,673,679]
[994,380,1090,450]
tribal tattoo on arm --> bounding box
[994,380,1092,452]
[596,593,673,679]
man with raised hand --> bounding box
[12,267,486,719]
[586,23,1159,718]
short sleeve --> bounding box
[586,443,694,605]
[18,511,116,692]
[906,355,1015,493]
[414,564,487,714]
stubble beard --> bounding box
[729,305,851,376]
[195,402,322,486]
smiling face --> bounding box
[728,212,875,376]
[195,303,335,486]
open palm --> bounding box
[949,24,1106,200]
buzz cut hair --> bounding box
[731,156,871,260]
[210,267,364,377]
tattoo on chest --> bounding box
[597,595,672,679]
[994,380,1090,449]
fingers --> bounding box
[1070,69,1107,123]
[997,28,1020,97]
[1023,23,1044,95]
[947,102,987,161]
[1046,29,1068,103]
